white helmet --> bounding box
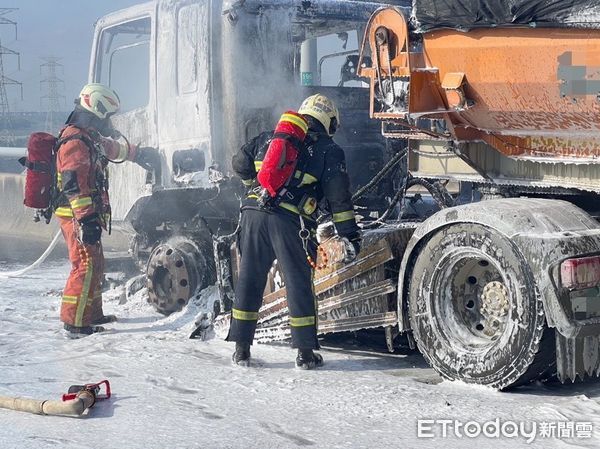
[298,94,340,136]
[78,83,120,119]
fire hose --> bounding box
[0,230,62,278]
[0,380,111,416]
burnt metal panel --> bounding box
[252,226,414,342]
[411,140,600,194]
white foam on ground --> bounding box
[1,261,600,448]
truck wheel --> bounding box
[146,238,213,315]
[408,223,555,389]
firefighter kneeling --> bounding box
[55,83,159,338]
[227,94,361,369]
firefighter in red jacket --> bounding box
[55,83,158,337]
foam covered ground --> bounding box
[1,261,600,448]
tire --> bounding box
[408,223,555,389]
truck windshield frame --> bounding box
[108,41,150,86]
[95,15,152,113]
[296,24,368,88]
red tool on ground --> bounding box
[62,379,111,403]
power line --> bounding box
[0,8,21,145]
[40,56,65,132]
[0,8,17,39]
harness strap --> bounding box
[298,215,328,270]
[272,132,304,150]
[53,132,111,231]
[19,158,50,172]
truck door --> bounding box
[89,5,158,221]
[156,1,212,186]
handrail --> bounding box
[0,147,26,158]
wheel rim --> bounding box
[146,239,202,314]
[431,249,511,350]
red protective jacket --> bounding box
[54,125,136,225]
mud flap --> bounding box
[189,234,237,340]
[556,333,600,382]
[213,235,236,314]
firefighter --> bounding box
[228,94,361,369]
[55,83,158,337]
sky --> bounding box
[3,0,364,113]
[2,0,142,112]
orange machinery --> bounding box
[358,7,600,162]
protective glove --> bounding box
[341,232,361,264]
[79,214,102,245]
[135,146,161,172]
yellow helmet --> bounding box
[298,94,340,136]
[78,83,120,119]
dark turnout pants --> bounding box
[227,208,319,349]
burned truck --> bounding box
[214,0,600,390]
[90,0,396,312]
[94,0,600,389]
[339,1,600,388]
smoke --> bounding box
[37,1,386,224]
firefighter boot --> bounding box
[296,349,324,370]
[92,314,118,325]
[63,324,106,339]
[232,342,251,367]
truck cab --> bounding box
[89,0,402,313]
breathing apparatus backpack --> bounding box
[19,131,94,224]
[256,111,308,207]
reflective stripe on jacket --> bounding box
[54,125,135,221]
[232,129,359,237]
